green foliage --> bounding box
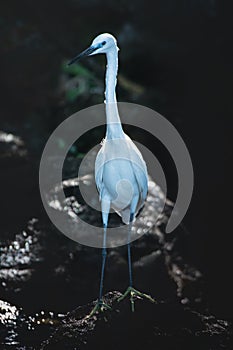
[61,61,99,102]
[62,62,93,79]
[56,138,84,158]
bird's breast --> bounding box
[95,135,148,212]
[100,159,140,209]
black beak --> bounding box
[67,45,98,66]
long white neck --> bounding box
[105,47,124,139]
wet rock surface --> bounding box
[0,131,232,349]
[40,292,232,350]
[0,131,41,233]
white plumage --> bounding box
[95,134,148,224]
[68,33,154,314]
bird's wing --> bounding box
[116,136,148,223]
[94,143,106,200]
[116,157,148,224]
[126,135,148,207]
[131,160,148,207]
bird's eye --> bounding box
[102,41,106,46]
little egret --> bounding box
[68,33,155,314]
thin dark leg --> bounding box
[99,225,107,302]
[127,243,133,287]
[98,199,110,303]
[127,213,134,288]
[117,207,156,311]
[86,200,111,317]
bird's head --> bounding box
[68,33,118,65]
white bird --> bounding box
[68,33,155,314]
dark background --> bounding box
[0,0,232,319]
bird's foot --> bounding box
[117,286,156,312]
[85,299,111,319]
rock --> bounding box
[0,145,214,348]
[0,131,40,232]
[0,299,21,347]
[0,297,65,349]
[40,291,232,350]
[0,132,27,159]
[0,218,43,292]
